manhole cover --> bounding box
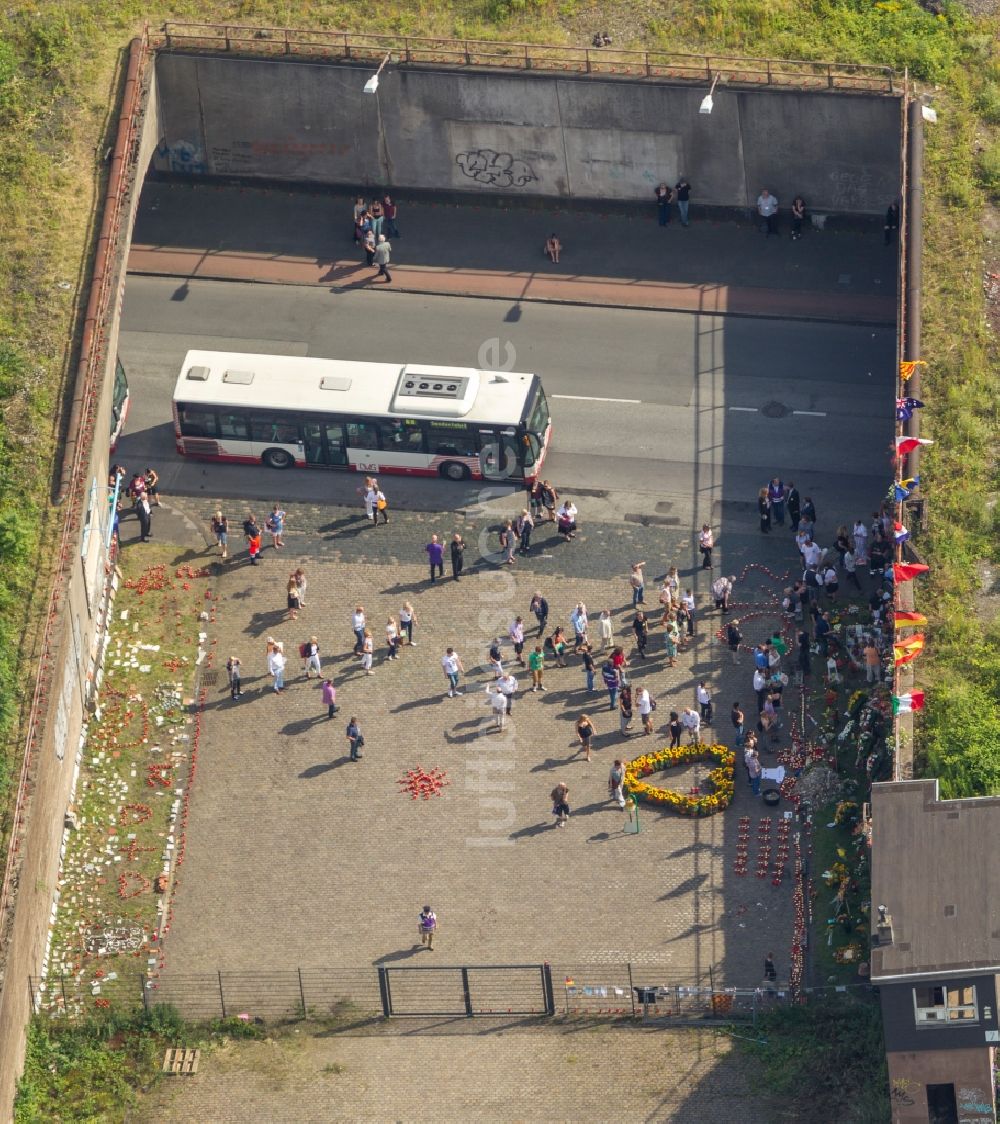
[201,670,219,686]
[761,400,791,418]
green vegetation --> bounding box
[740,1000,889,1123]
[15,1006,264,1123]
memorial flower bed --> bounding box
[623,744,735,815]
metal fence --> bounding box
[28,962,874,1024]
[154,24,895,93]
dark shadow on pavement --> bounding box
[298,758,351,778]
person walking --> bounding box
[630,561,646,607]
[361,629,374,675]
[632,611,649,660]
[449,533,465,581]
[136,495,152,542]
[528,644,546,691]
[731,701,745,747]
[598,609,614,650]
[575,713,595,761]
[509,616,526,667]
[426,534,445,582]
[884,201,900,247]
[655,182,672,226]
[516,508,534,555]
[385,617,400,661]
[698,524,714,569]
[551,782,570,828]
[346,716,364,761]
[303,635,322,679]
[487,684,508,730]
[608,759,627,808]
[725,618,743,664]
[580,642,596,693]
[441,647,465,697]
[663,615,679,667]
[757,188,779,237]
[400,602,417,646]
[712,574,733,613]
[374,483,389,525]
[529,479,545,522]
[550,626,568,667]
[668,710,682,749]
[569,602,589,649]
[266,504,286,549]
[767,478,786,526]
[143,466,161,506]
[321,678,338,718]
[674,176,692,226]
[758,487,772,533]
[539,479,558,522]
[530,591,549,637]
[210,511,229,559]
[497,670,518,715]
[286,573,301,622]
[500,519,517,564]
[681,706,702,744]
[351,606,366,655]
[373,233,392,283]
[747,749,762,796]
[363,226,376,266]
[556,499,578,540]
[637,686,654,735]
[268,642,286,693]
[618,684,634,736]
[293,566,308,608]
[417,905,437,949]
[681,590,696,638]
[696,681,713,724]
[601,659,619,711]
[226,655,242,700]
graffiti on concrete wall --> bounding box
[157,139,206,174]
[827,168,875,210]
[455,149,537,188]
[957,1086,994,1118]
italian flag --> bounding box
[892,692,925,714]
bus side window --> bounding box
[179,407,218,437]
[379,420,425,453]
[345,421,380,451]
[218,413,249,440]
[424,422,477,458]
[250,416,298,444]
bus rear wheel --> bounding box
[262,448,294,469]
[439,461,470,482]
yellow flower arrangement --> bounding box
[623,744,736,816]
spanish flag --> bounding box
[894,634,925,665]
[894,562,930,583]
[894,611,927,627]
[892,692,925,714]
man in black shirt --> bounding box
[674,177,692,226]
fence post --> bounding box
[140,972,148,1012]
[297,967,307,1018]
[827,63,834,90]
[627,963,636,1017]
[461,967,473,1017]
[541,963,555,1016]
[218,970,227,1018]
[27,976,35,1013]
[377,966,391,1017]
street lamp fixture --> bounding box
[700,72,722,115]
[364,52,392,94]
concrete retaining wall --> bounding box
[152,53,901,213]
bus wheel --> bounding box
[262,448,293,469]
[439,461,470,482]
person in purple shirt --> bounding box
[767,478,786,526]
[426,534,444,582]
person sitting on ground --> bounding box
[544,233,562,264]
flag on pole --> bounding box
[894,522,910,544]
[899,360,926,382]
[892,691,925,714]
[894,562,929,582]
[894,634,925,665]
[896,436,934,457]
[896,397,925,421]
[894,476,920,501]
[894,611,927,626]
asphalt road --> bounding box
[117,275,895,520]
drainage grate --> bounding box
[201,670,220,686]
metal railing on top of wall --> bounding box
[154,24,895,94]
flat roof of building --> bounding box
[870,779,1000,981]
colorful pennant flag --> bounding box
[894,476,920,502]
[899,360,926,382]
[892,691,926,714]
[894,562,929,582]
[896,436,934,457]
[896,397,926,422]
[894,634,925,665]
[894,522,910,544]
[894,611,927,626]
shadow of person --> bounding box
[298,758,351,778]
[373,946,424,964]
[507,821,554,840]
[281,715,326,736]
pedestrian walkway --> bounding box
[129,181,898,324]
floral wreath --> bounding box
[624,743,735,816]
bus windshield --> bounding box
[527,385,550,437]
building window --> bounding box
[913,984,978,1025]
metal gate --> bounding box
[378,964,555,1017]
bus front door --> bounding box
[302,421,349,468]
[478,428,522,481]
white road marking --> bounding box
[792,410,827,417]
[728,406,758,412]
[551,394,642,404]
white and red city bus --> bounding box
[172,350,552,483]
